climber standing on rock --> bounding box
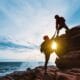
[54,15,69,36]
[40,35,53,74]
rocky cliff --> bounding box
[1,66,80,80]
[55,25,80,69]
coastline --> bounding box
[0,66,80,80]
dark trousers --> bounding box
[44,53,50,73]
[57,25,69,36]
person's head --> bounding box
[55,15,59,19]
[43,35,49,41]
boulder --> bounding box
[55,25,80,69]
[0,66,79,80]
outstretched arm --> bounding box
[56,20,59,30]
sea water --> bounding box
[0,61,54,76]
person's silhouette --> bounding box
[40,35,53,73]
[55,15,69,36]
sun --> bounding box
[51,41,57,50]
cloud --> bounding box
[0,0,71,44]
[0,0,80,61]
[0,36,39,51]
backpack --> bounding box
[60,17,65,22]
[40,39,54,54]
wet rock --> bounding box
[1,66,80,80]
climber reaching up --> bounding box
[54,15,69,36]
[40,35,54,73]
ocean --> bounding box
[0,61,54,76]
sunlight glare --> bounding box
[51,41,57,50]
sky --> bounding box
[0,0,80,62]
